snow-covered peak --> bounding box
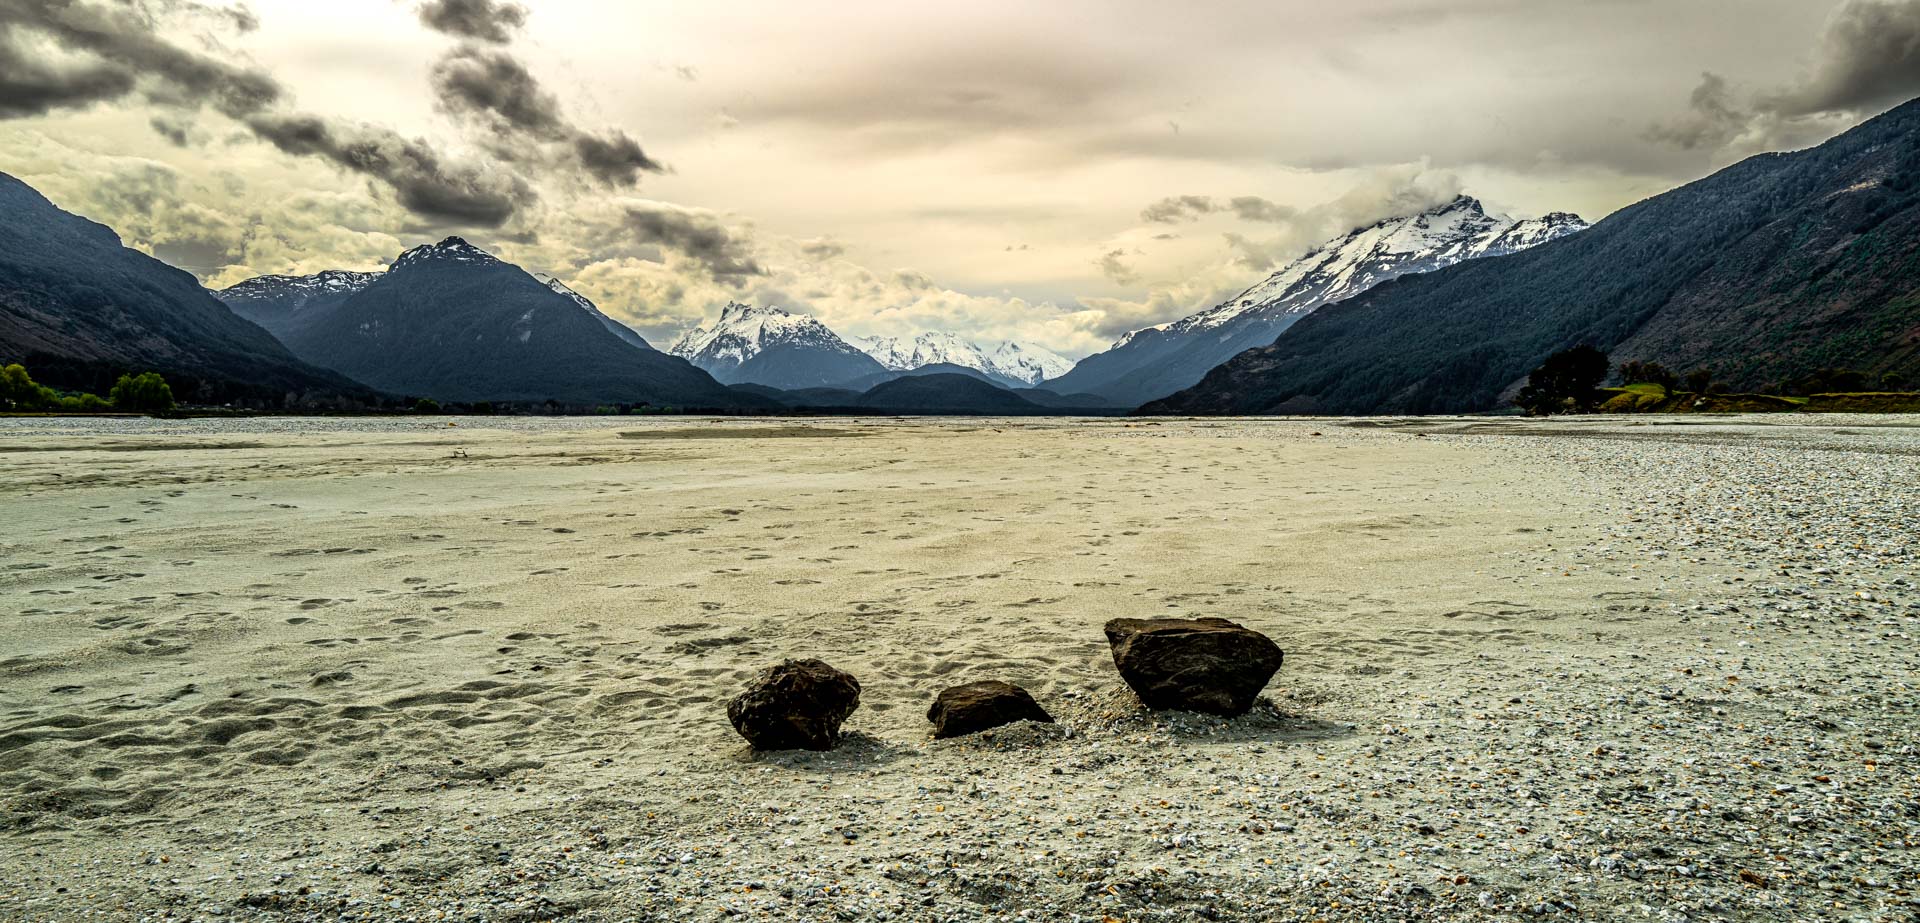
[220,269,380,303]
[852,331,1072,385]
[391,236,504,271]
[1130,195,1587,343]
[669,302,856,365]
[987,340,1073,385]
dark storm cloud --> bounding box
[430,44,665,187]
[573,131,662,186]
[1652,1,1920,153]
[1140,195,1216,223]
[430,44,564,139]
[0,38,135,117]
[622,203,763,281]
[0,0,279,118]
[417,0,527,44]
[247,112,530,227]
[0,0,533,226]
[1767,0,1920,115]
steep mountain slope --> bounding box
[0,172,370,405]
[855,332,1073,385]
[1141,99,1920,416]
[669,303,886,389]
[536,275,654,351]
[260,238,760,407]
[1052,197,1586,406]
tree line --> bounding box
[1,363,175,413]
[1516,349,1910,416]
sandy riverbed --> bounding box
[1,415,1915,921]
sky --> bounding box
[2,0,1918,356]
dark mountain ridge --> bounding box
[0,173,371,405]
[238,238,768,408]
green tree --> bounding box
[1683,368,1713,394]
[1515,346,1610,416]
[413,397,442,414]
[1,363,67,410]
[110,372,176,412]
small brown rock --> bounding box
[928,680,1054,738]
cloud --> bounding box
[0,0,539,226]
[572,131,662,186]
[0,0,279,119]
[1646,72,1748,150]
[620,202,763,281]
[799,237,845,260]
[1141,195,1216,223]
[428,43,664,188]
[1651,1,1920,154]
[1096,248,1138,285]
[1227,196,1296,223]
[417,0,527,44]
[1142,193,1302,226]
[1767,0,1920,115]
[430,45,565,140]
[246,112,530,227]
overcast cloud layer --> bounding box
[2,0,1917,354]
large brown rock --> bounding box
[726,659,861,751]
[1104,617,1283,716]
[927,680,1054,739]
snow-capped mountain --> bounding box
[1048,196,1587,406]
[535,274,653,351]
[219,269,380,341]
[853,332,1073,386]
[669,302,886,390]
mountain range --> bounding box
[668,302,1075,391]
[217,239,764,409]
[1049,197,1588,406]
[1142,97,1920,416]
[0,172,368,406]
[853,332,1072,386]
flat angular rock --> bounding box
[928,680,1054,738]
[726,659,861,751]
[1104,617,1283,716]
